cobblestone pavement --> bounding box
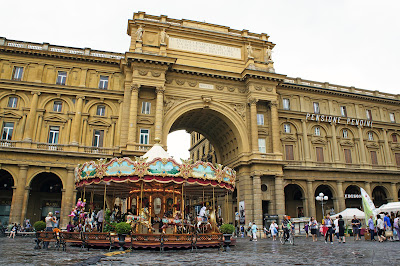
[1,236,399,265]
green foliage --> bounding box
[115,222,132,235]
[219,223,235,234]
[104,222,117,232]
[33,221,46,231]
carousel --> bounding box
[74,141,236,250]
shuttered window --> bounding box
[344,149,352,164]
[285,145,294,160]
[370,151,378,165]
[395,153,400,166]
[316,147,324,162]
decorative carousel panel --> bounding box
[104,158,135,176]
[192,161,216,180]
[147,159,180,176]
[79,161,98,179]
[223,167,236,185]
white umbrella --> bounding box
[331,208,365,220]
[376,202,400,213]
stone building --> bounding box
[0,12,399,229]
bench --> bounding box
[34,231,61,250]
[82,232,112,251]
[60,232,83,251]
[161,234,193,251]
[194,233,223,249]
[130,233,162,249]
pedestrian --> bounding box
[338,215,346,243]
[368,215,375,241]
[96,209,104,232]
[269,221,278,241]
[9,223,17,238]
[309,217,318,242]
[240,225,244,238]
[303,222,309,238]
[263,226,269,238]
[384,212,393,241]
[393,214,400,241]
[376,214,386,242]
[66,222,74,232]
[43,212,56,249]
[251,222,258,242]
[351,215,361,241]
[324,214,333,244]
[334,217,339,241]
[248,221,253,240]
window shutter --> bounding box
[285,145,294,160]
[316,147,324,162]
[370,151,378,165]
[99,130,104,147]
[395,153,400,166]
[344,149,352,164]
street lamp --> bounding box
[315,192,328,218]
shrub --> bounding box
[115,222,132,235]
[33,221,46,231]
[219,223,235,234]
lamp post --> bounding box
[315,192,328,218]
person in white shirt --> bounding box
[376,214,386,242]
[96,209,104,232]
[334,218,339,241]
[269,221,278,241]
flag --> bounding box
[360,187,376,222]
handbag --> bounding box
[385,230,393,237]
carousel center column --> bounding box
[127,84,140,149]
[9,165,28,224]
[252,175,263,233]
[155,86,165,142]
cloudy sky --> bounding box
[1,0,399,160]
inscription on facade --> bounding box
[199,83,214,89]
[306,113,373,128]
[169,37,241,59]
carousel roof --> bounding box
[74,144,236,197]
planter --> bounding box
[223,234,232,251]
[118,234,127,251]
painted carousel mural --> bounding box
[73,142,236,249]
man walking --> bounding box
[351,215,361,241]
[251,222,258,242]
[368,215,375,241]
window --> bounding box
[258,138,266,153]
[340,106,347,117]
[395,153,400,166]
[344,149,352,164]
[392,134,398,143]
[257,114,264,125]
[92,130,104,147]
[313,102,320,114]
[285,145,294,160]
[2,122,14,140]
[197,150,200,161]
[283,124,291,133]
[56,71,67,85]
[389,113,395,123]
[316,147,324,162]
[283,98,290,110]
[53,101,62,112]
[48,126,60,144]
[202,146,205,155]
[12,66,23,81]
[96,105,105,116]
[370,151,378,165]
[314,127,321,136]
[7,97,18,108]
[141,102,151,114]
[343,129,348,138]
[139,129,149,144]
[99,76,109,89]
[366,109,372,120]
[368,132,374,141]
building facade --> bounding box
[0,12,399,229]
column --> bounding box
[252,175,263,229]
[336,181,345,212]
[331,123,340,162]
[127,84,140,146]
[9,165,28,223]
[358,126,367,164]
[364,182,372,197]
[307,181,316,218]
[16,113,27,140]
[155,86,165,142]
[270,101,281,154]
[61,168,75,228]
[115,100,123,147]
[33,114,43,142]
[110,121,116,147]
[20,186,31,225]
[248,98,259,152]
[382,129,393,165]
[80,118,88,145]
[274,175,285,219]
[23,92,40,141]
[301,120,311,161]
[70,96,84,145]
[242,175,253,225]
[391,183,398,202]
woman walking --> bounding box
[309,217,318,242]
[324,214,333,244]
[377,214,386,242]
[269,221,278,241]
[338,215,346,243]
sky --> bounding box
[1,0,399,160]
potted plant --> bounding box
[115,222,131,250]
[219,223,235,250]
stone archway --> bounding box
[345,185,362,210]
[315,185,335,221]
[26,172,63,223]
[372,186,388,208]
[0,170,14,224]
[284,184,305,218]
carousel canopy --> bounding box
[74,144,236,198]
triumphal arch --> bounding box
[1,12,399,229]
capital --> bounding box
[247,97,258,105]
[156,86,165,94]
[131,83,140,91]
[31,91,41,96]
[76,95,85,100]
[269,101,278,108]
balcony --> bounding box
[0,140,16,147]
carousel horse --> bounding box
[138,207,154,232]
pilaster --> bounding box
[23,92,40,141]
[127,84,140,149]
[270,101,281,154]
[9,165,28,224]
[155,86,165,142]
[252,175,263,229]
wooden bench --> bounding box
[193,233,223,249]
[34,231,61,250]
[82,232,112,251]
[130,233,162,249]
[161,233,193,251]
[60,232,83,251]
